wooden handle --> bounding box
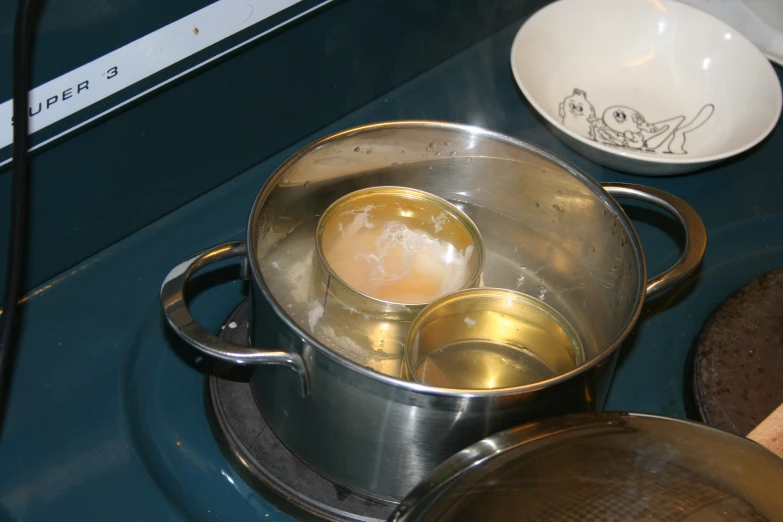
[748,402,783,459]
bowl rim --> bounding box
[509,0,783,166]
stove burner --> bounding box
[208,300,394,522]
[690,267,783,436]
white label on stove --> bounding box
[0,0,332,165]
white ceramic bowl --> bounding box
[511,0,783,175]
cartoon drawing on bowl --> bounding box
[558,88,714,154]
[559,89,597,139]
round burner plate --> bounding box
[692,267,783,436]
[208,299,394,522]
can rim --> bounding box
[403,287,585,388]
[314,185,486,309]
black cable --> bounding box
[0,0,35,435]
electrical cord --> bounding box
[0,0,35,435]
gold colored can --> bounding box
[403,288,584,390]
[311,186,485,375]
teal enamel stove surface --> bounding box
[1,19,783,522]
[0,0,540,299]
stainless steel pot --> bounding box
[160,121,706,504]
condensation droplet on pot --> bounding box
[426,164,433,171]
[428,142,435,148]
[591,245,596,253]
[557,189,563,195]
[435,151,440,156]
[303,180,310,188]
[449,151,457,156]
[516,274,525,288]
[620,239,625,247]
[533,201,539,208]
[354,147,361,152]
[578,236,582,242]
[537,285,547,300]
[467,157,472,162]
[603,210,607,216]
[366,150,372,154]
[582,300,586,308]
[552,204,560,212]
[444,141,451,146]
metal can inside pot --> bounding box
[316,186,484,307]
[310,186,484,376]
[403,288,584,389]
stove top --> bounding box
[1,18,783,522]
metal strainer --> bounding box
[390,413,783,522]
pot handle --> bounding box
[602,184,706,299]
[160,241,309,398]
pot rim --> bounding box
[246,120,647,398]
